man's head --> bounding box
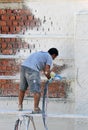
[48,48,59,60]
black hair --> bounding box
[48,48,58,56]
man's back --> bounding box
[22,51,52,71]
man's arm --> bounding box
[44,65,51,79]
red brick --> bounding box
[1,60,8,65]
[1,42,7,49]
[1,15,9,21]
[10,15,15,20]
[10,38,16,42]
[6,9,12,14]
[0,21,6,26]
[13,9,18,14]
[2,31,8,34]
[24,21,30,26]
[13,50,17,54]
[12,42,18,48]
[16,15,21,20]
[9,26,15,33]
[28,15,33,21]
[23,43,29,48]
[0,9,6,14]
[17,42,23,48]
[22,15,27,21]
[1,38,5,42]
[6,66,12,71]
[15,26,21,32]
[13,20,18,26]
[14,66,19,71]
[24,10,31,15]
[16,38,21,42]
[13,9,31,15]
[1,26,9,32]
[6,21,12,26]
[8,32,13,34]
[30,21,36,28]
[0,79,6,83]
[8,44,12,49]
[5,38,11,42]
[2,49,13,55]
[1,66,6,71]
[18,21,24,26]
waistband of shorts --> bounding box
[21,65,39,72]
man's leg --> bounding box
[34,92,41,111]
[18,90,25,110]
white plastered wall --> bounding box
[74,11,88,130]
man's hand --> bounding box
[50,72,56,78]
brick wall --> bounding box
[0,7,67,98]
[0,80,66,98]
[0,9,40,34]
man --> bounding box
[18,48,58,113]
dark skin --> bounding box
[44,54,57,79]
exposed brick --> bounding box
[10,15,15,20]
[0,80,66,97]
[18,21,24,26]
[0,9,40,34]
[6,21,12,26]
[8,44,13,49]
[6,66,12,71]
[1,26,9,32]
[24,10,31,15]
[6,9,12,14]
[13,50,17,54]
[0,79,7,83]
[23,42,29,49]
[0,9,6,14]
[30,21,36,28]
[13,20,18,26]
[28,15,33,21]
[1,38,5,42]
[12,42,18,48]
[0,8,43,96]
[2,49,13,55]
[9,26,15,33]
[0,21,6,26]
[15,26,21,32]
[1,31,7,34]
[5,38,11,42]
[10,38,16,42]
[24,21,30,26]
[1,15,9,21]
[16,15,21,20]
[13,9,20,14]
[1,42,7,49]
[1,66,6,71]
[22,15,27,21]
[14,66,19,71]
